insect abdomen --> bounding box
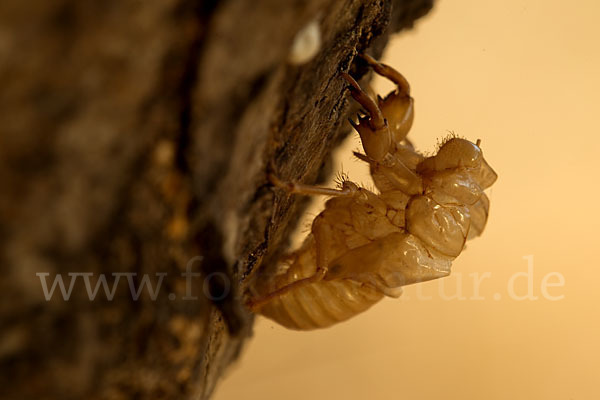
[255,235,383,330]
[259,277,383,330]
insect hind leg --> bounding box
[246,267,327,311]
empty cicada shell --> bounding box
[247,54,497,330]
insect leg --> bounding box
[246,267,327,311]
[362,54,410,96]
[342,72,392,162]
[353,151,423,195]
[361,54,414,145]
[341,72,386,130]
[269,172,358,197]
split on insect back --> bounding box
[246,54,498,330]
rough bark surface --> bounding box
[0,0,433,399]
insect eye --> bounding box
[418,138,482,173]
[474,157,498,189]
[439,138,481,168]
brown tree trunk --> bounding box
[0,0,432,398]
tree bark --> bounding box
[0,0,433,399]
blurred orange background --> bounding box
[215,1,600,399]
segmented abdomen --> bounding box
[259,279,383,330]
[256,236,384,330]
